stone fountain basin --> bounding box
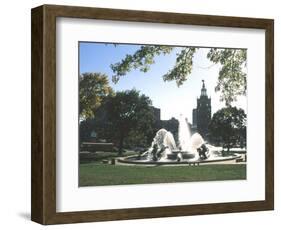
[168,151,195,160]
[118,154,242,165]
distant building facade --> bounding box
[192,80,212,139]
[152,107,161,121]
[192,109,197,126]
[161,117,179,141]
[151,106,179,140]
[151,106,161,127]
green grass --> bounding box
[79,163,246,186]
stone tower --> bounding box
[193,80,211,139]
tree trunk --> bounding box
[226,140,231,155]
[118,135,124,156]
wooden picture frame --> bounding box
[31,4,274,225]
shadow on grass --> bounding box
[80,150,138,164]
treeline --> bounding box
[79,72,156,155]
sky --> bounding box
[79,42,247,122]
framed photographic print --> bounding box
[31,4,274,225]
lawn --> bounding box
[79,163,246,186]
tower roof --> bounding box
[201,80,207,96]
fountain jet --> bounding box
[178,114,191,152]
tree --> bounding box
[209,107,246,153]
[79,72,113,120]
[110,46,246,105]
[105,89,155,155]
[79,105,113,144]
[207,48,246,106]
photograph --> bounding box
[29,3,274,225]
[78,42,247,187]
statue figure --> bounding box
[152,144,169,161]
[143,129,176,161]
[197,143,209,160]
[151,143,159,161]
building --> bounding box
[151,106,161,126]
[192,108,197,127]
[192,80,211,139]
[161,117,179,141]
[151,106,179,140]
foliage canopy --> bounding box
[105,89,155,154]
[79,72,113,120]
[111,45,247,105]
[209,106,246,151]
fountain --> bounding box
[144,128,177,161]
[178,115,191,152]
[118,115,241,165]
